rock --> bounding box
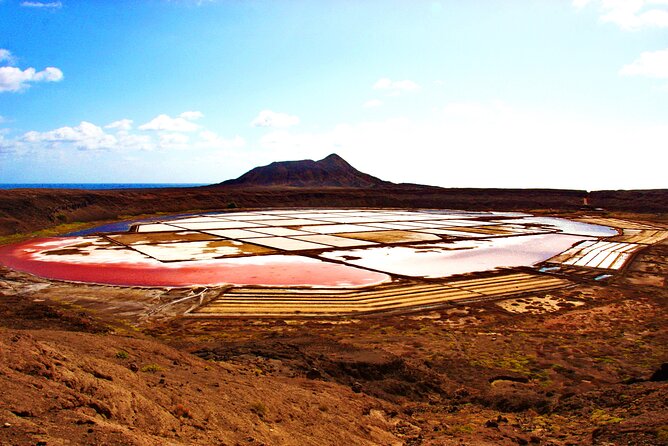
[649,363,668,382]
[351,382,363,393]
[485,419,499,428]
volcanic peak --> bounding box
[220,153,388,188]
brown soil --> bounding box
[6,185,666,238]
[0,210,667,445]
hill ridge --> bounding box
[220,153,389,188]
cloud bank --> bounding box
[3,111,244,154]
[20,1,63,8]
[574,0,668,30]
[0,49,63,93]
[620,48,668,78]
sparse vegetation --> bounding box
[590,408,624,425]
[140,363,163,373]
[249,402,267,418]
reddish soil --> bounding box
[0,210,666,445]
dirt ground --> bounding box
[0,211,667,446]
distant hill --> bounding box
[219,154,389,188]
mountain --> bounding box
[219,154,389,188]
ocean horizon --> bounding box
[0,183,209,190]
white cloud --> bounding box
[20,1,63,8]
[23,121,117,151]
[573,0,591,8]
[179,110,204,120]
[198,130,246,149]
[254,101,668,190]
[115,132,153,151]
[0,66,63,92]
[620,48,668,78]
[104,119,133,131]
[363,99,383,108]
[139,113,202,132]
[0,49,16,65]
[575,0,668,30]
[0,133,17,155]
[251,110,300,128]
[373,78,420,95]
[4,111,241,155]
[159,133,190,149]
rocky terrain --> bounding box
[0,221,666,445]
[0,156,666,445]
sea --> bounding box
[0,183,207,190]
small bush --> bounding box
[115,350,129,359]
[250,402,267,418]
[590,409,623,425]
[140,364,163,373]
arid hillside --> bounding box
[1,221,667,445]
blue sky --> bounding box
[1,0,667,189]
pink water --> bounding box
[0,237,389,288]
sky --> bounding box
[0,0,667,190]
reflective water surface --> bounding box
[0,208,619,287]
[321,234,593,278]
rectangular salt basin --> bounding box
[203,229,271,239]
[248,227,313,237]
[109,231,222,245]
[292,234,377,247]
[281,212,352,219]
[220,214,290,221]
[36,237,152,263]
[320,233,592,278]
[240,237,331,251]
[302,224,389,234]
[310,216,393,224]
[166,216,231,224]
[262,218,328,226]
[429,219,502,227]
[361,222,431,230]
[337,230,442,244]
[414,228,484,237]
[135,223,183,233]
[171,221,266,230]
[132,240,274,261]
